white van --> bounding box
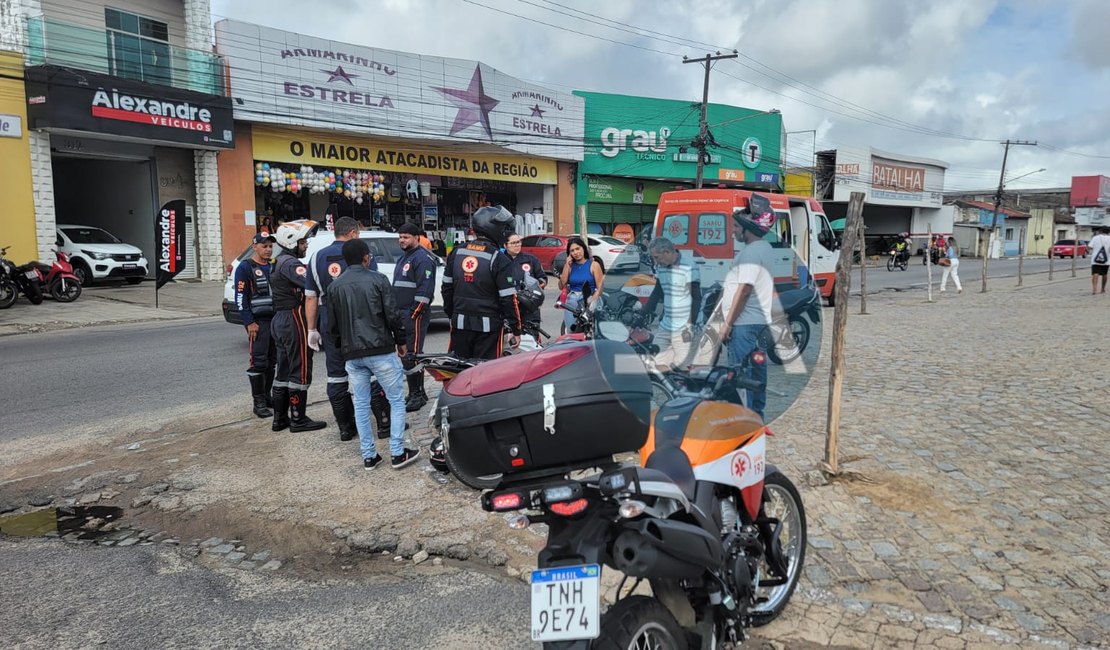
[222,224,446,324]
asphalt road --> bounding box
[0,537,529,649]
[852,254,1079,293]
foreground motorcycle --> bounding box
[436,339,806,648]
[887,246,909,271]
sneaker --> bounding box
[391,448,421,469]
[363,455,383,471]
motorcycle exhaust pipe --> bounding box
[612,519,724,579]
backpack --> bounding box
[1095,242,1108,265]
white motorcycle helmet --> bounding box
[274,220,318,252]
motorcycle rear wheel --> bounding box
[22,280,43,305]
[762,317,810,365]
[590,595,688,650]
[749,471,807,627]
[445,450,501,491]
[0,279,17,309]
[50,277,82,302]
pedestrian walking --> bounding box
[325,238,420,470]
[643,237,701,370]
[441,206,523,359]
[270,221,327,432]
[1088,226,1110,295]
[234,233,277,419]
[303,217,363,442]
[393,223,438,412]
[940,236,962,293]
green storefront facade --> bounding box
[574,91,784,239]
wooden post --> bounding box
[577,204,587,236]
[926,225,934,302]
[1071,239,1077,277]
[1017,227,1025,287]
[858,220,867,314]
[1049,247,1054,281]
[824,191,865,476]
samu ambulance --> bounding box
[652,189,841,305]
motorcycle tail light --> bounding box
[549,498,589,517]
[484,490,528,512]
[751,351,767,365]
[425,368,455,383]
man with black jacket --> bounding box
[326,238,420,470]
[441,206,523,359]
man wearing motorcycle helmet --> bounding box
[504,234,547,332]
[719,197,778,419]
[269,220,327,433]
[441,205,523,359]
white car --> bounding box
[589,235,640,273]
[222,226,446,325]
[56,224,148,285]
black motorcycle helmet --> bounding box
[516,284,545,313]
[471,205,517,247]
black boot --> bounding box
[405,373,428,412]
[332,393,358,442]
[271,386,290,432]
[289,390,326,432]
[249,374,273,418]
[263,369,275,408]
[370,384,391,440]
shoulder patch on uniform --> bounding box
[295,266,307,276]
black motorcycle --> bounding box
[1,245,44,305]
[0,246,19,309]
[699,282,819,366]
[887,246,910,271]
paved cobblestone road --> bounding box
[753,274,1109,649]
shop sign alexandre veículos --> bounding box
[251,127,557,184]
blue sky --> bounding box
[210,0,1110,191]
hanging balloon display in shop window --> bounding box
[254,163,389,203]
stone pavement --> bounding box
[752,273,1109,648]
[0,280,224,335]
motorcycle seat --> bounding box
[644,446,697,501]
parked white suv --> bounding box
[56,224,148,285]
[222,226,446,325]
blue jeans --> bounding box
[727,324,767,420]
[563,291,584,331]
[346,353,407,459]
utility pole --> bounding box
[982,140,1037,292]
[684,51,738,189]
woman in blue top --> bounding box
[558,236,604,333]
[940,236,962,293]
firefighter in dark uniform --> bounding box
[441,206,523,359]
[393,223,438,412]
[235,233,277,418]
[270,220,327,433]
[304,217,364,442]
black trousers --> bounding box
[272,307,313,391]
[402,307,431,370]
[450,328,503,361]
[246,317,276,375]
[318,307,350,402]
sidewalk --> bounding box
[0,280,225,336]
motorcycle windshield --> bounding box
[594,237,823,426]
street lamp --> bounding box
[1005,167,1046,185]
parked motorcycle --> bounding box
[437,339,807,648]
[9,252,43,306]
[0,246,19,309]
[27,250,82,302]
[698,281,819,366]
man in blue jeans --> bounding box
[719,204,778,420]
[325,238,420,470]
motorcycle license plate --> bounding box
[25,270,38,279]
[531,564,600,642]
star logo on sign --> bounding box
[321,66,358,85]
[529,104,545,118]
[433,65,499,139]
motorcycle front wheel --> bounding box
[749,471,807,627]
[50,277,82,302]
[0,279,17,309]
[762,317,810,365]
[886,255,896,271]
[590,596,688,650]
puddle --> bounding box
[0,506,124,539]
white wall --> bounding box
[834,148,947,208]
[912,205,955,236]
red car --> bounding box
[519,234,572,273]
[1049,239,1089,258]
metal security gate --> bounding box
[179,204,198,279]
